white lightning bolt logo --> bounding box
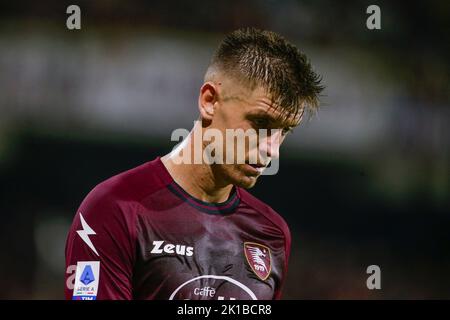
[76,212,99,256]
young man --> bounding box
[65,28,323,300]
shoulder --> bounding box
[69,158,168,253]
[89,157,169,203]
[237,187,291,242]
[82,157,169,209]
[75,157,168,225]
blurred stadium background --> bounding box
[0,0,448,299]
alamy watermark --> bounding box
[169,121,281,176]
[66,5,381,31]
[366,265,381,290]
[366,5,381,30]
[66,5,81,30]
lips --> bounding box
[248,163,266,169]
[244,162,267,175]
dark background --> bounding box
[0,0,448,299]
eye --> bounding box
[253,118,270,128]
[282,127,294,135]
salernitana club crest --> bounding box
[244,242,272,281]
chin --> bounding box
[230,172,260,189]
[236,179,258,189]
[219,164,261,189]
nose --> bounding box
[259,129,282,161]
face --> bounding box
[199,77,302,189]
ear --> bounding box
[198,82,218,121]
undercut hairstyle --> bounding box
[206,27,324,120]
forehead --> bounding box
[240,86,303,127]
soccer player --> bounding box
[65,28,323,300]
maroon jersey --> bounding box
[65,157,291,300]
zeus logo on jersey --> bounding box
[150,240,194,256]
[72,261,100,300]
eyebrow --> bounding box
[248,110,299,128]
[248,111,277,122]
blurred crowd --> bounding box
[0,0,448,299]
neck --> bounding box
[161,124,234,203]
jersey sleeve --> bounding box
[65,186,137,300]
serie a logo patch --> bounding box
[244,242,272,281]
[72,261,100,300]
